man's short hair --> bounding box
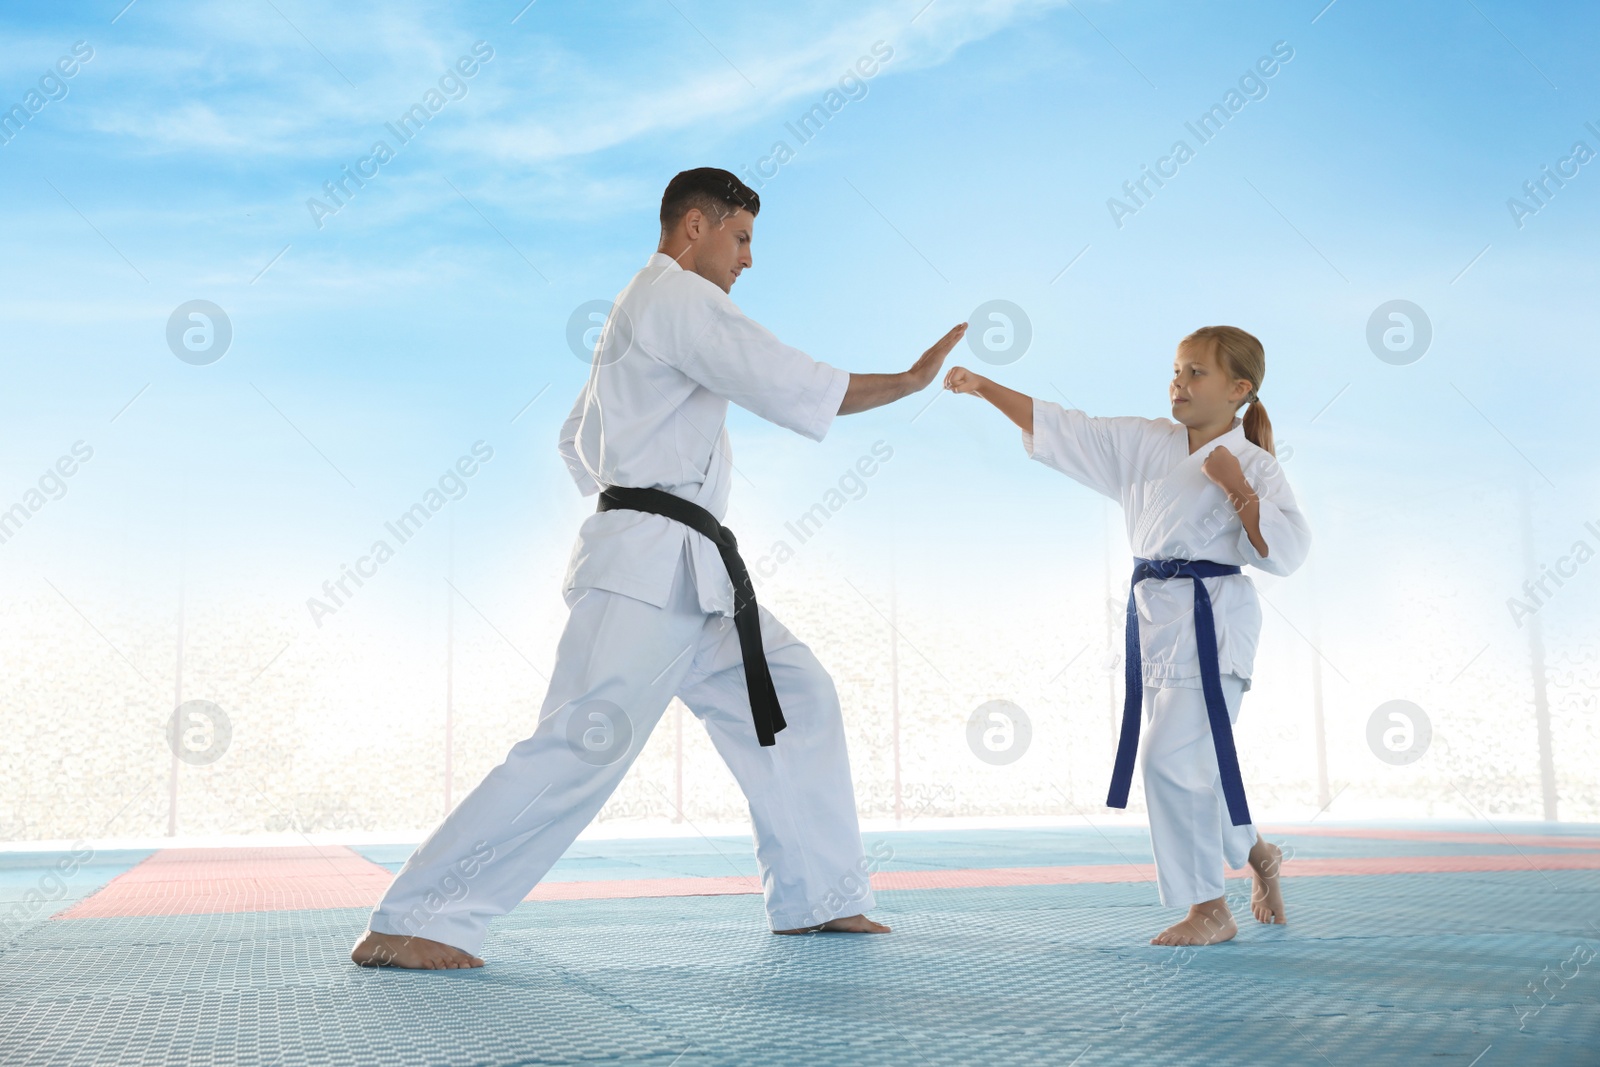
[659,167,760,235]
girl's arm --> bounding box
[944,366,1033,433]
[1200,446,1312,574]
[1212,458,1268,556]
[946,364,1163,501]
[1200,447,1267,555]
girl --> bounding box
[945,325,1310,946]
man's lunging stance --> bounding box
[351,167,965,968]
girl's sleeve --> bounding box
[1023,398,1156,500]
[1237,455,1311,576]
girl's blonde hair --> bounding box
[1180,325,1273,456]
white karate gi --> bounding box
[368,253,872,953]
[1024,399,1311,907]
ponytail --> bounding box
[1242,397,1274,456]
[1180,324,1273,456]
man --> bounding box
[352,167,965,969]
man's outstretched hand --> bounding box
[907,323,969,391]
[837,322,969,416]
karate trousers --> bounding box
[1139,673,1256,908]
[367,554,874,955]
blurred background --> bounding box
[1,0,1594,845]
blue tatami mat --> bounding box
[2,826,1596,1066]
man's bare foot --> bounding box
[350,930,485,970]
[773,913,891,935]
[1248,836,1287,925]
[1150,897,1236,946]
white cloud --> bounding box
[449,0,1074,168]
[67,0,1073,167]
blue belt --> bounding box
[1106,557,1252,827]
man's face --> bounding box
[688,207,754,293]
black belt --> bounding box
[596,485,785,746]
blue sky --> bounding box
[0,0,1595,699]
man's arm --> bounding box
[659,277,967,434]
[838,324,967,415]
[556,384,601,495]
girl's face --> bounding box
[1170,339,1252,428]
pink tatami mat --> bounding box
[54,846,395,919]
[52,829,1600,920]
[1263,824,1600,850]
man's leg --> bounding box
[677,605,883,934]
[353,565,706,968]
[1142,675,1255,946]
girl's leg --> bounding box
[1140,674,1253,945]
[1211,678,1286,925]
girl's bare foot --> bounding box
[773,913,890,934]
[350,930,485,969]
[1248,837,1287,925]
[1150,897,1236,946]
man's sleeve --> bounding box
[663,287,849,443]
[556,384,600,496]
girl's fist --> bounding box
[1200,445,1245,489]
[945,366,987,395]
